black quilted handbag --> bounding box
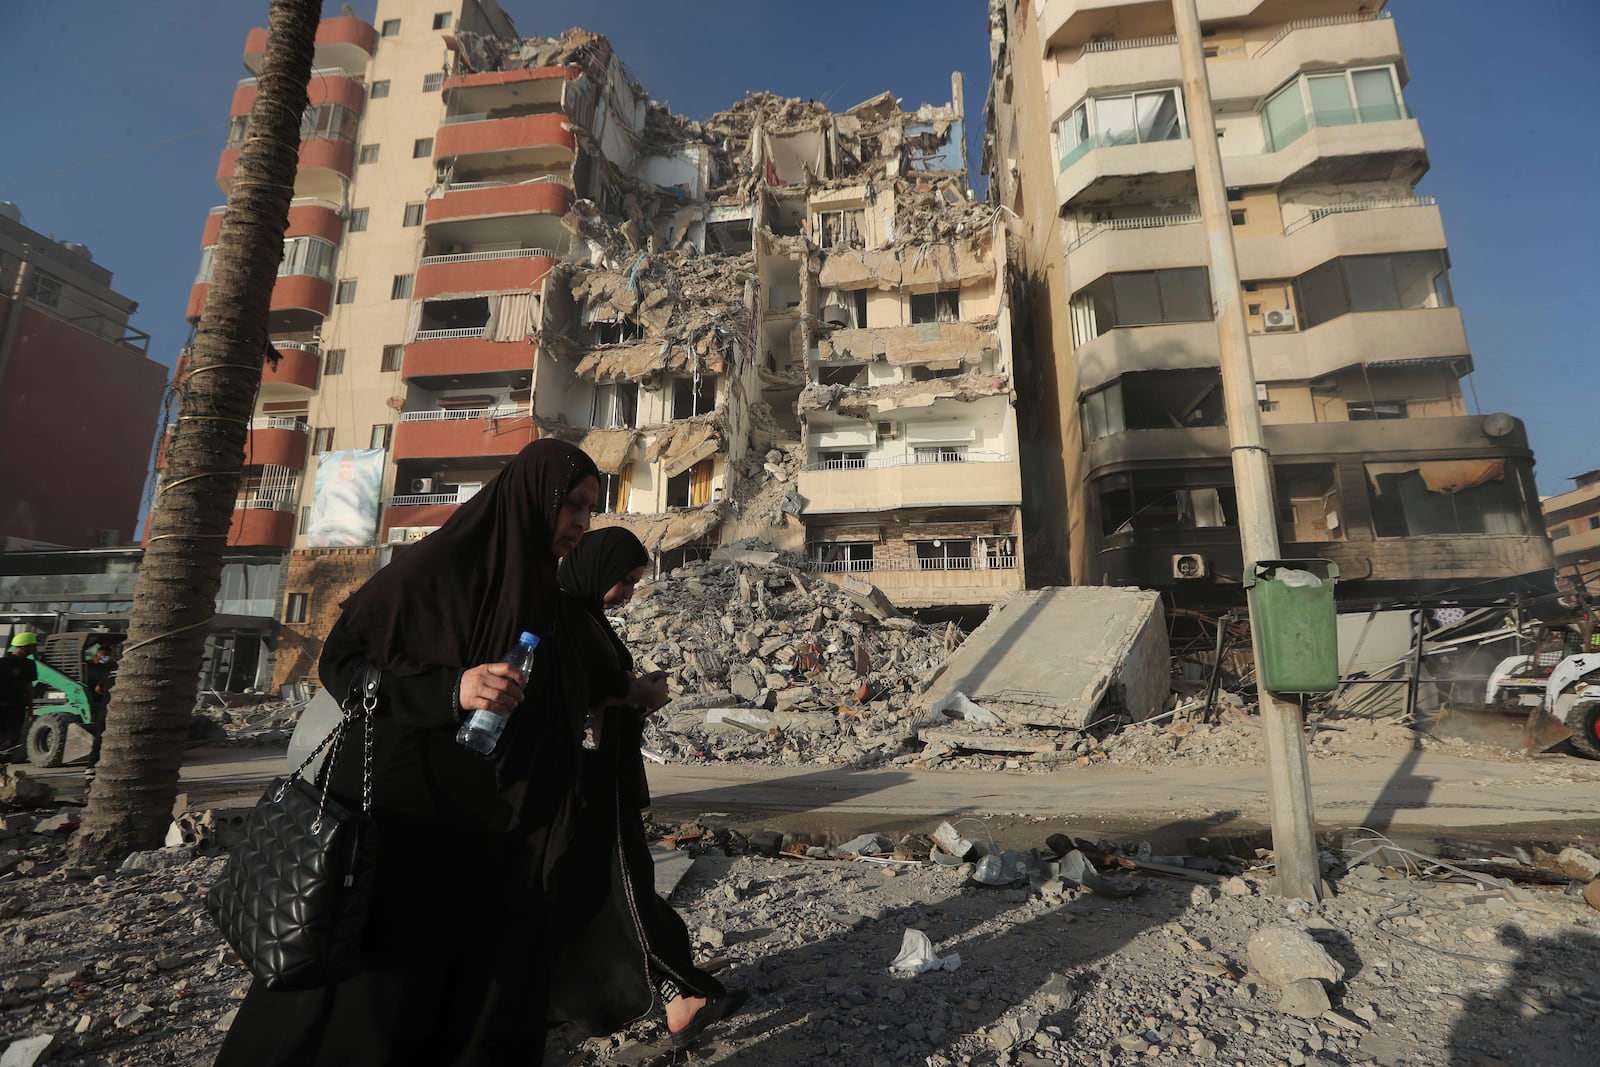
[206,664,380,991]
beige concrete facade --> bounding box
[1543,473,1600,592]
[985,0,1552,608]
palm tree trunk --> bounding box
[71,0,321,865]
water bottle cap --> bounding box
[519,631,539,646]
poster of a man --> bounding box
[304,448,385,547]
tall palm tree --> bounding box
[71,0,321,864]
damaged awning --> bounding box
[1366,459,1506,494]
[648,421,722,477]
[592,504,723,553]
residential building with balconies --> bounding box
[984,0,1552,609]
[1543,471,1600,594]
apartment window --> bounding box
[413,138,434,158]
[1274,464,1343,542]
[1366,459,1536,537]
[591,382,639,429]
[298,506,313,535]
[597,467,629,513]
[1056,86,1187,170]
[1230,210,1247,226]
[370,80,390,99]
[432,11,452,29]
[1550,525,1571,541]
[381,345,405,372]
[910,289,960,324]
[300,103,359,144]
[810,542,874,572]
[1347,400,1407,421]
[335,279,357,304]
[1098,468,1239,543]
[915,540,973,570]
[666,460,714,507]
[914,445,969,464]
[1263,66,1403,151]
[370,424,392,450]
[26,272,61,308]
[311,428,335,453]
[672,376,717,419]
[323,348,346,375]
[1070,267,1211,344]
[347,207,369,233]
[381,18,401,36]
[285,593,309,624]
[280,236,337,282]
[1295,251,1452,329]
[358,144,381,164]
[422,72,444,93]
[402,202,425,227]
[1591,517,1600,531]
[227,115,250,147]
[818,450,868,471]
[391,274,414,300]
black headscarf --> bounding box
[339,439,600,673]
[558,527,650,672]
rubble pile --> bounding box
[613,551,966,767]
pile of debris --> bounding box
[616,548,965,767]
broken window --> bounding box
[1347,400,1407,420]
[417,296,490,334]
[914,445,969,464]
[910,290,960,324]
[1070,268,1211,343]
[1082,369,1226,444]
[815,209,864,248]
[979,536,1018,569]
[1097,470,1239,545]
[818,450,868,471]
[587,315,644,345]
[666,459,714,507]
[908,365,962,382]
[1366,459,1536,537]
[1295,251,1452,329]
[592,383,639,429]
[1274,464,1342,542]
[818,364,867,388]
[705,218,753,253]
[672,376,717,419]
[915,539,974,570]
[810,542,874,573]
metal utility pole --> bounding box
[1171,0,1322,900]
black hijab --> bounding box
[339,439,600,673]
[558,527,650,672]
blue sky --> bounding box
[3,1,1595,497]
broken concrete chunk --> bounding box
[1246,925,1346,987]
[836,833,894,856]
[930,691,1001,726]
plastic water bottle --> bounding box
[455,631,540,755]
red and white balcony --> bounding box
[391,406,537,461]
[414,247,560,301]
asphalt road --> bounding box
[28,742,1599,854]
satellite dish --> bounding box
[1483,412,1516,438]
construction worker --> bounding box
[0,632,40,761]
[83,644,115,777]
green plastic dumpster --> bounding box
[1245,559,1339,693]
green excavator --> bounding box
[24,632,120,767]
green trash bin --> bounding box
[1245,559,1339,693]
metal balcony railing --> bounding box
[413,327,488,341]
[444,175,569,192]
[1254,9,1393,59]
[398,405,527,422]
[249,416,309,432]
[1281,195,1437,235]
[271,340,319,353]
[807,555,1019,574]
[386,491,465,507]
[235,492,296,512]
[1066,213,1201,253]
[805,450,1014,473]
[1081,34,1176,55]
[419,247,560,266]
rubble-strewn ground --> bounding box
[1,808,1596,1067]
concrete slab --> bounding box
[651,845,695,899]
[921,587,1168,729]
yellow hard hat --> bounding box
[10,632,39,648]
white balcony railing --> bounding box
[271,340,319,353]
[419,247,560,266]
[444,175,569,192]
[386,491,466,507]
[1081,34,1176,54]
[1281,195,1438,235]
[1254,9,1393,59]
[249,416,309,432]
[210,196,343,217]
[808,556,1019,574]
[805,450,1015,473]
[1066,213,1201,254]
[398,405,527,423]
[413,327,488,341]
[235,492,296,512]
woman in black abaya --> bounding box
[549,527,746,1049]
[216,439,603,1067]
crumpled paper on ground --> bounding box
[889,928,961,974]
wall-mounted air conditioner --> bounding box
[876,421,898,441]
[1172,553,1209,579]
[411,477,434,494]
[386,527,410,544]
[1264,308,1296,331]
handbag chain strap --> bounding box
[276,664,380,832]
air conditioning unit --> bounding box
[876,420,898,441]
[386,527,411,544]
[456,482,483,501]
[1264,308,1296,331]
[1172,553,1209,579]
[411,477,434,494]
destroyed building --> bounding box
[984,0,1555,611]
[162,0,1026,691]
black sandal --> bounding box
[669,989,750,1049]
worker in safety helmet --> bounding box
[0,633,40,761]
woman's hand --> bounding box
[627,670,671,712]
[459,662,526,714]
